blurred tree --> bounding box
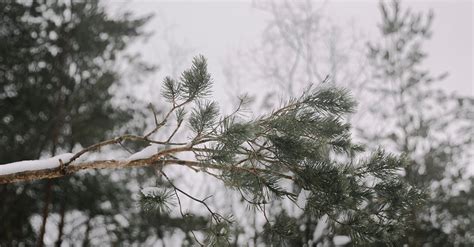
[0,1,205,246]
[0,0,147,245]
[362,0,474,245]
[224,0,369,112]
[223,1,372,245]
[226,0,473,246]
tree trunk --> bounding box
[36,181,52,247]
[83,217,92,247]
[55,198,66,247]
[253,211,257,246]
[37,86,64,246]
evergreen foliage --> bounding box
[0,1,204,245]
[124,56,424,245]
[140,188,175,213]
[363,0,474,245]
[3,1,461,245]
[0,52,424,245]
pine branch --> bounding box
[0,55,424,244]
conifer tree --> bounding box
[225,2,371,245]
[1,55,424,245]
[0,1,205,245]
[363,0,473,245]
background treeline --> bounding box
[0,0,472,246]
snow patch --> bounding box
[127,144,160,161]
[0,153,74,176]
[333,235,351,246]
[296,189,310,207]
[141,187,161,197]
[312,214,328,242]
[114,214,130,228]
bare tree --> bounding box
[222,1,374,245]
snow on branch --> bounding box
[0,55,424,244]
[0,153,74,176]
[0,144,193,184]
[127,144,161,161]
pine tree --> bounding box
[1,55,424,245]
[0,1,204,245]
[363,0,474,245]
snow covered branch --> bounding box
[0,144,194,184]
[0,55,424,244]
[0,143,294,184]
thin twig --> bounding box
[118,141,133,154]
[144,100,190,138]
[170,180,205,246]
[64,134,186,166]
[166,120,183,143]
[160,171,230,223]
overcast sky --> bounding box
[120,0,473,105]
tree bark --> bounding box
[82,217,91,247]
[36,181,52,247]
[55,198,66,247]
[0,155,294,185]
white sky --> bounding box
[119,0,473,105]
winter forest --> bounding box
[0,0,473,246]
